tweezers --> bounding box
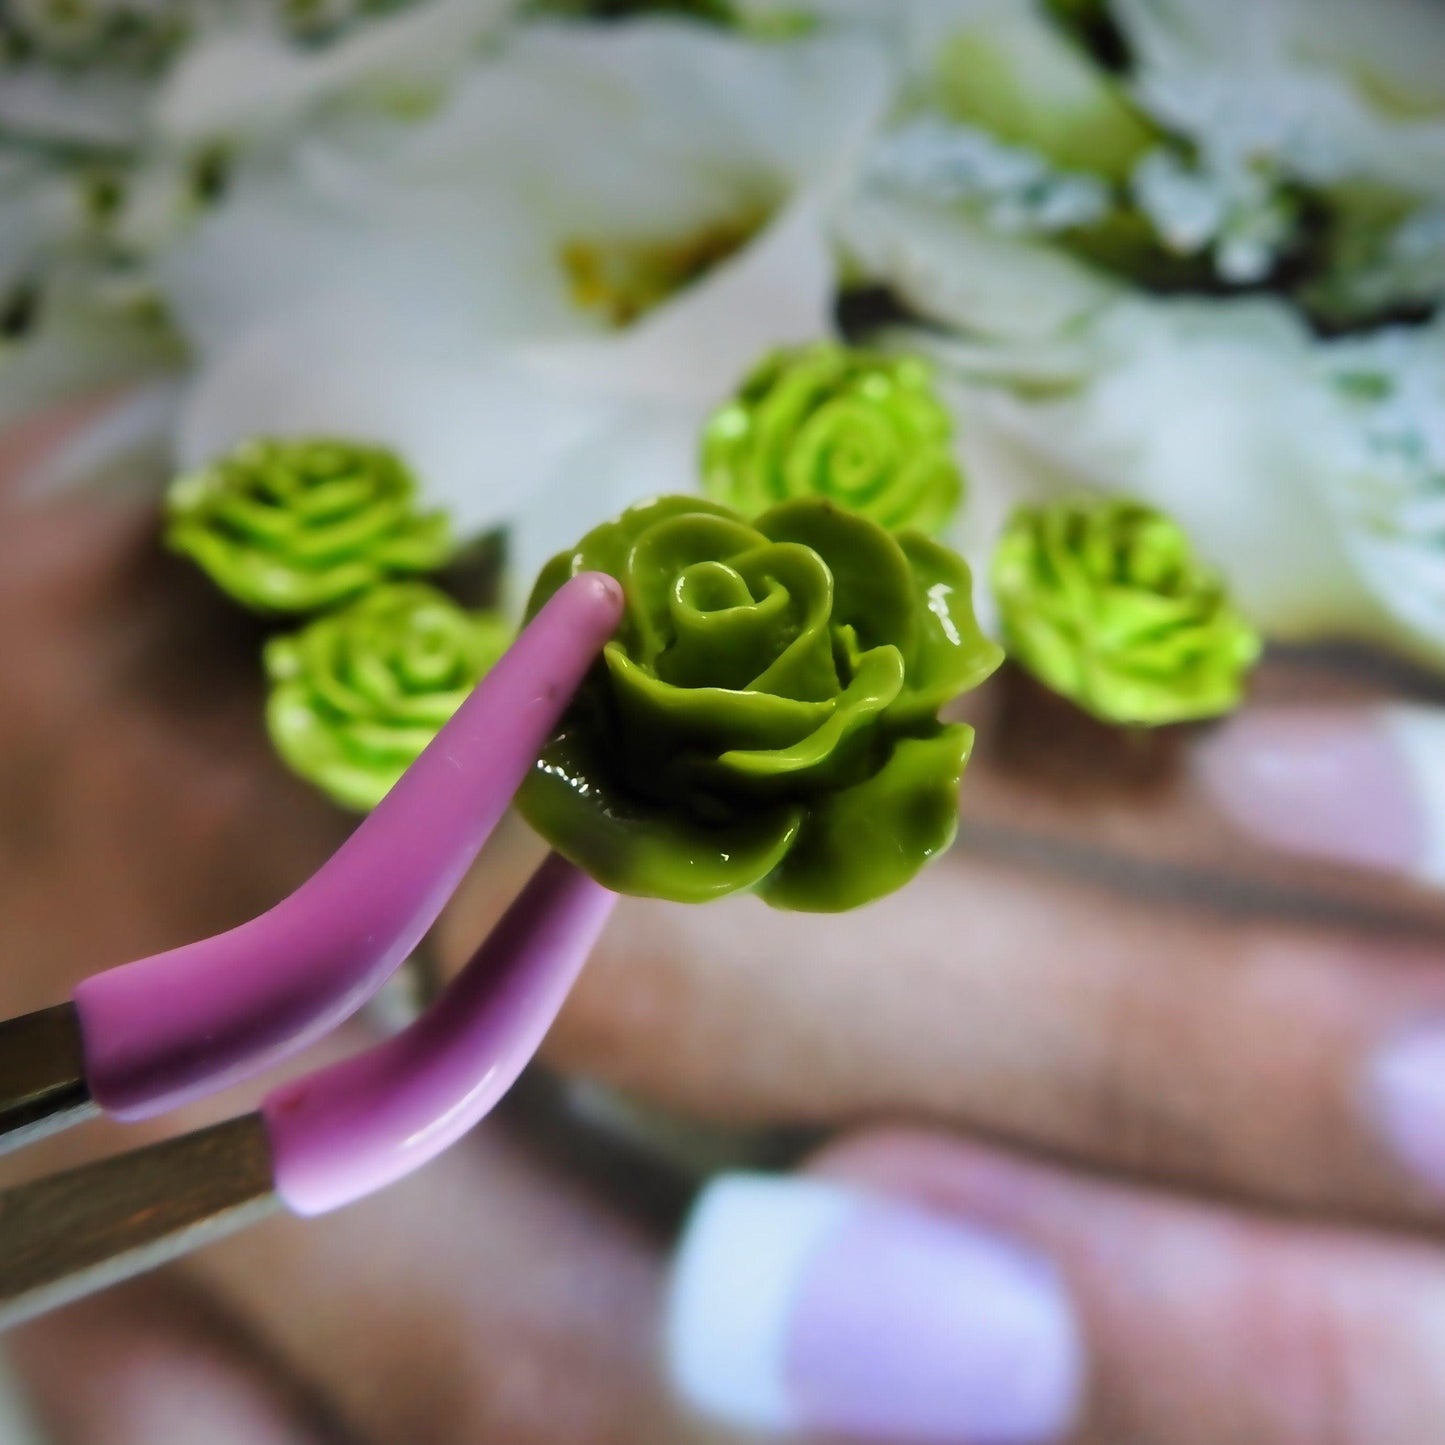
[0,572,623,1330]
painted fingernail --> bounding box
[1192,704,1445,885]
[1371,1023,1445,1196]
[667,1175,1081,1444]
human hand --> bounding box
[4,398,1445,1444]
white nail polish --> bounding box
[667,1174,1081,1444]
[1372,1023,1445,1196]
[668,1176,855,1434]
[1192,704,1439,884]
[1381,707,1445,889]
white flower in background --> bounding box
[1315,320,1445,656]
[832,0,1300,289]
[1113,0,1445,198]
[164,19,892,603]
[869,289,1445,667]
[0,150,184,431]
[0,150,181,480]
[155,0,515,147]
[838,187,1119,345]
[0,0,185,144]
[0,0,513,433]
[0,0,190,366]
[836,188,1441,657]
[1129,147,1298,286]
[795,0,1160,176]
[0,0,502,143]
[829,0,1445,665]
[830,0,1443,308]
[865,116,1111,236]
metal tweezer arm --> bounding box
[0,1004,96,1153]
[0,852,615,1332]
[0,574,625,1328]
[0,571,622,1162]
[0,1116,275,1330]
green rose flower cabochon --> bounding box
[265,583,512,812]
[703,343,964,536]
[517,495,1001,912]
[167,438,453,614]
[992,496,1261,725]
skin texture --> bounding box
[4,398,1445,1443]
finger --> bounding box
[668,1129,1445,1445]
[1191,700,1445,895]
[958,664,1445,930]
[3,1029,711,1443]
[2,997,725,1444]
[174,1103,705,1445]
[483,810,1445,1230]
[6,1275,335,1445]
[431,666,1445,1241]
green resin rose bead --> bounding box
[702,344,965,536]
[517,495,1001,911]
[991,497,1262,726]
[167,438,453,614]
[265,584,512,812]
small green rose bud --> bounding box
[517,495,1002,912]
[702,343,965,536]
[166,438,453,614]
[264,584,512,812]
[991,497,1262,726]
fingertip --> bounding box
[667,1170,1081,1444]
[1190,703,1439,884]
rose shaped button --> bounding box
[166,438,453,613]
[991,496,1262,726]
[702,343,965,536]
[264,584,513,811]
[517,495,1001,912]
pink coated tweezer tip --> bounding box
[73,572,623,1121]
[264,851,616,1216]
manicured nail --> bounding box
[1192,705,1445,886]
[667,1175,1081,1444]
[1371,1023,1445,1196]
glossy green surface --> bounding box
[517,496,1001,911]
[264,584,512,811]
[702,344,964,536]
[991,497,1262,726]
[166,438,453,614]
